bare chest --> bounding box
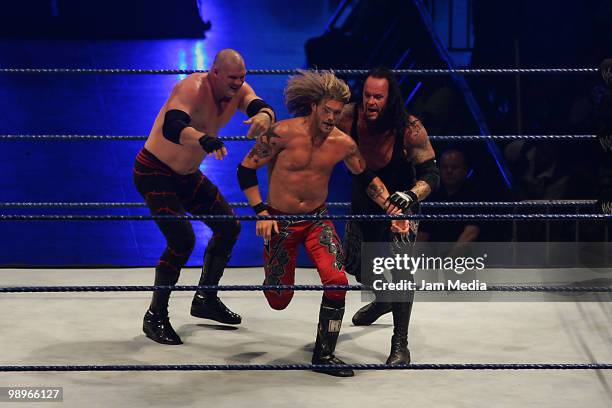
[278,140,344,172]
[190,99,239,134]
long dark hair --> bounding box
[360,67,408,134]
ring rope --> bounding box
[0,214,609,221]
[0,363,609,372]
[0,68,599,76]
[0,200,598,208]
[1,285,610,293]
[0,134,598,141]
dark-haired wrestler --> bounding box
[338,67,439,365]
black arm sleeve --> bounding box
[246,98,274,120]
[415,158,440,191]
[237,164,259,190]
[162,109,191,145]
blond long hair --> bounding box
[284,70,350,116]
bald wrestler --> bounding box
[134,49,276,345]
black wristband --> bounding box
[252,202,267,214]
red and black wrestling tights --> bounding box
[133,148,240,312]
[263,207,348,310]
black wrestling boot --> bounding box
[352,300,392,326]
[190,251,241,324]
[312,302,355,377]
[144,266,182,345]
[143,308,182,345]
[385,301,413,365]
[191,293,241,324]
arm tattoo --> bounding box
[247,124,281,163]
[246,143,271,163]
[407,118,422,140]
[367,183,385,201]
[405,116,435,165]
[263,123,281,145]
[411,180,431,201]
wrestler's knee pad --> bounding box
[264,290,294,310]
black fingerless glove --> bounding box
[387,190,418,212]
[198,135,224,153]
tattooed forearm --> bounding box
[366,178,392,209]
[411,180,432,201]
[367,183,385,201]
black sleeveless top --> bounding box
[350,107,416,215]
